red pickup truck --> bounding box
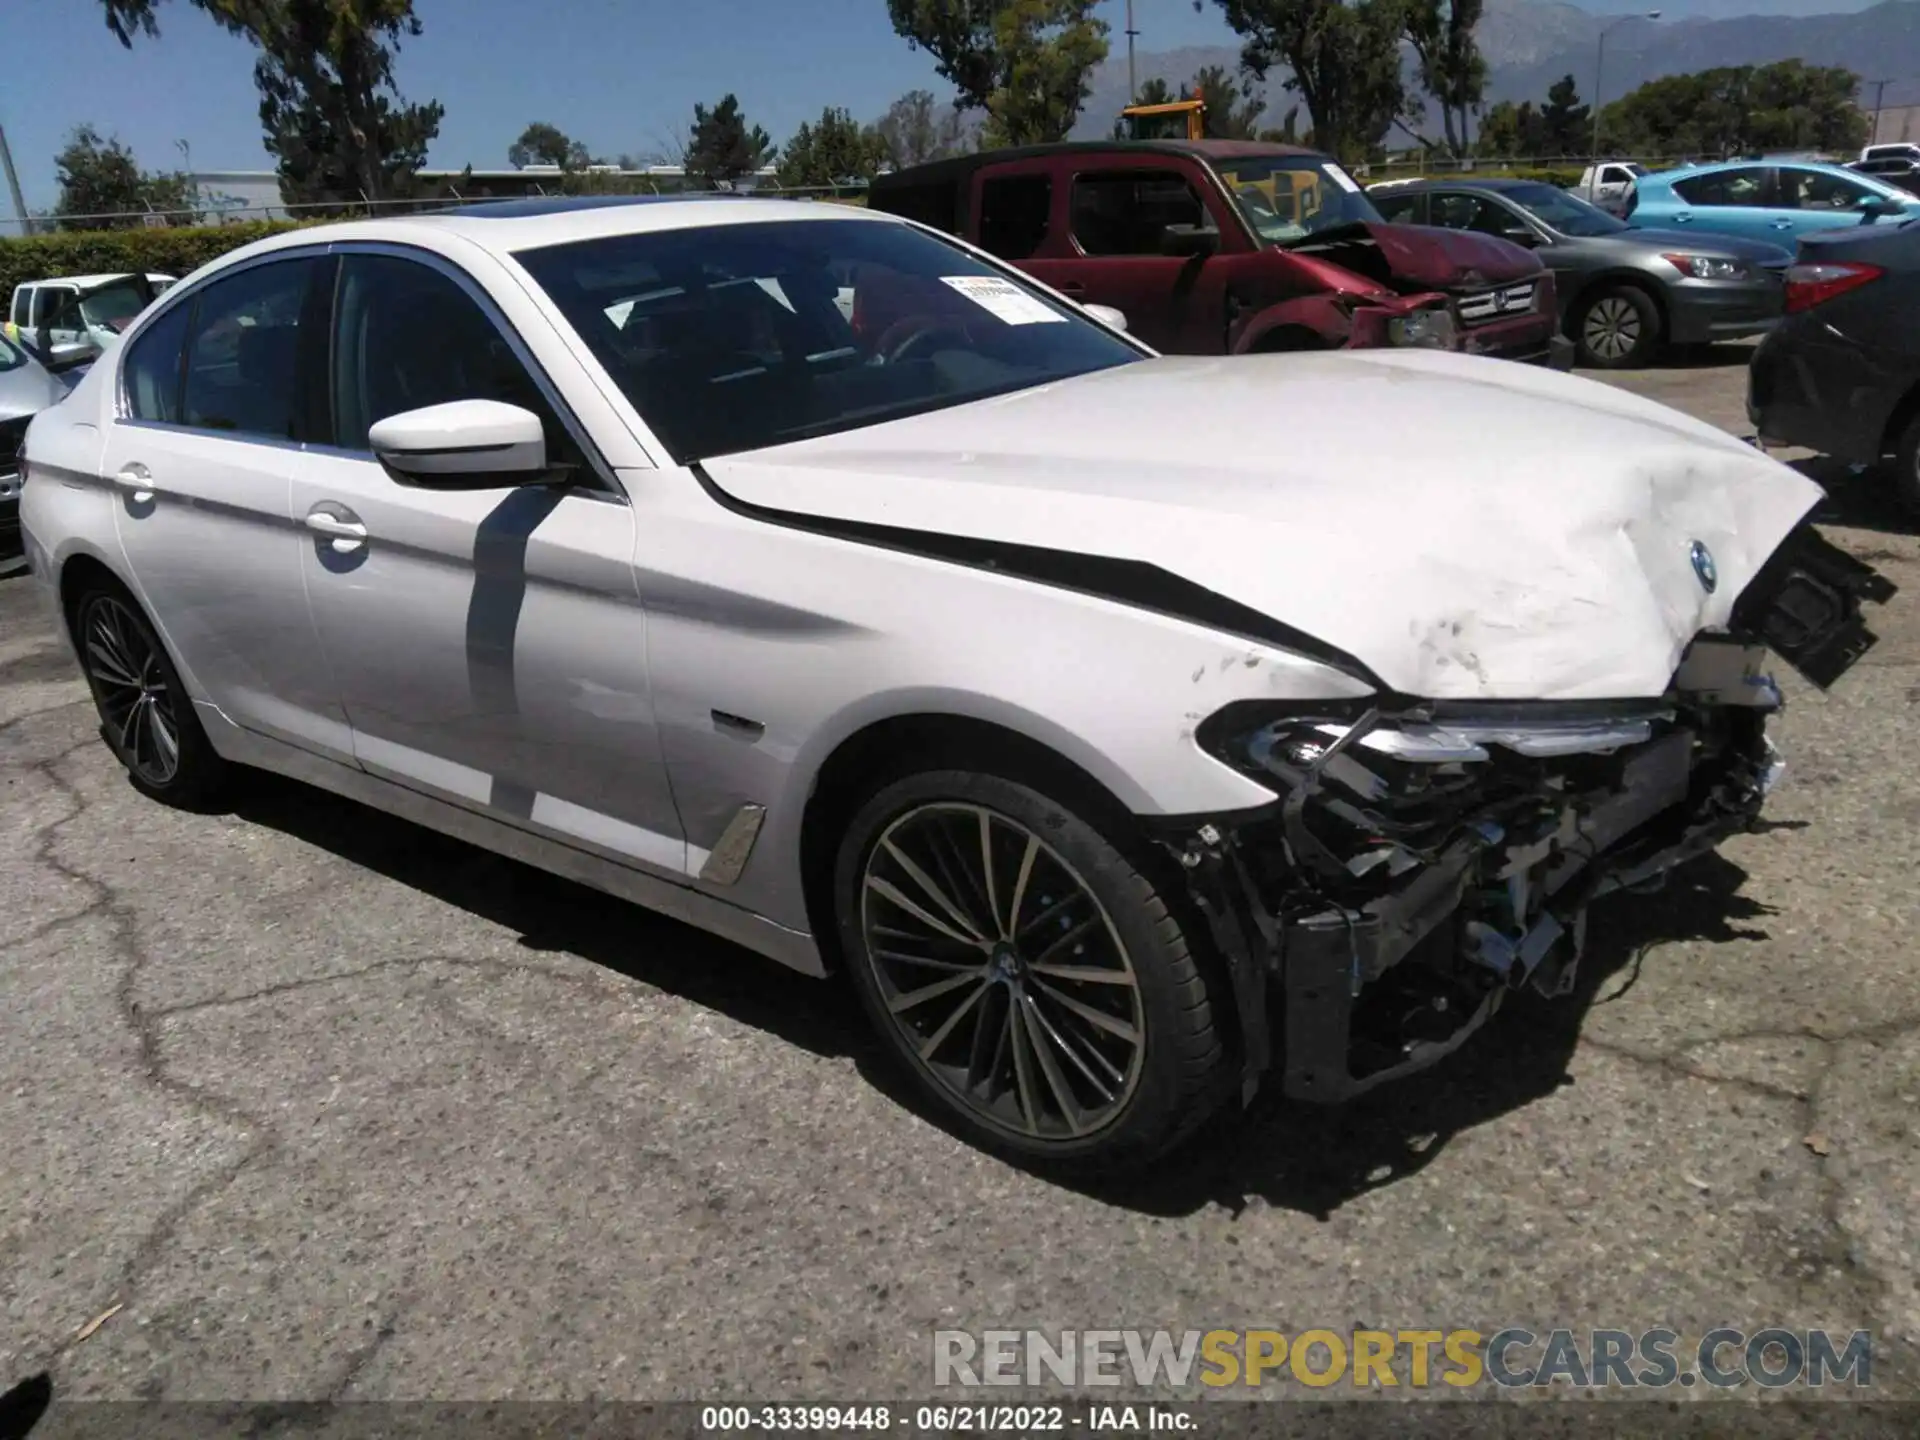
[869,139,1573,368]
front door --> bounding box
[290,248,690,878]
[1772,166,1903,239]
[1025,164,1236,353]
[102,251,354,760]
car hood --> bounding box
[1616,228,1794,264]
[703,350,1824,702]
[1289,221,1542,290]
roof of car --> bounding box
[872,138,1325,187]
[1364,177,1537,193]
[208,193,894,265]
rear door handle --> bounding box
[1672,212,1694,223]
[1768,219,1794,230]
[1054,281,1088,295]
[114,464,153,504]
[304,505,368,553]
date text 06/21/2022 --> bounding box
[699,1405,1194,1432]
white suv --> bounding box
[5,273,172,367]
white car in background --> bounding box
[5,272,173,366]
[15,196,1896,1172]
[0,330,74,553]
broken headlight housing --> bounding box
[1386,307,1458,350]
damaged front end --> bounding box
[1163,525,1897,1107]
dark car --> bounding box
[1748,217,1920,514]
[1368,177,1791,368]
[1849,156,1920,196]
[869,140,1572,367]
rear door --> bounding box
[1667,167,1782,241]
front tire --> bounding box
[1574,284,1661,369]
[73,587,228,808]
[833,769,1229,1174]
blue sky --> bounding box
[0,0,1835,213]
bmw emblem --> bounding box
[1690,540,1718,594]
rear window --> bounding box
[978,174,1052,260]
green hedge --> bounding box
[0,221,309,303]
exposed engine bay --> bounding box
[1163,524,1897,1104]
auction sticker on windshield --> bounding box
[941,275,1066,325]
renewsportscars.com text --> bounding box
[933,1328,1873,1390]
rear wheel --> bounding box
[1574,284,1661,369]
[73,587,227,807]
[834,769,1229,1174]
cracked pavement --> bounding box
[1,349,1917,1405]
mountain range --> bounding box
[1071,0,1920,143]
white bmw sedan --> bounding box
[17,195,1894,1172]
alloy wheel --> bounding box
[84,597,182,786]
[859,803,1146,1142]
[1582,296,1643,363]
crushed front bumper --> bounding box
[1166,524,1895,1107]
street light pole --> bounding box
[1592,10,1660,160]
[1126,0,1139,103]
[0,116,30,238]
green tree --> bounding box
[874,89,975,167]
[886,0,1109,147]
[52,125,199,228]
[1539,73,1589,157]
[1404,0,1486,156]
[509,122,591,169]
[1215,0,1412,163]
[777,107,888,188]
[1191,64,1266,139]
[1475,99,1543,158]
[98,0,443,209]
[686,94,775,187]
[1597,60,1867,159]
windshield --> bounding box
[515,217,1142,463]
[76,280,151,333]
[1502,183,1627,237]
[1212,155,1382,243]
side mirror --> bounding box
[1861,197,1905,219]
[1083,303,1129,332]
[368,400,554,488]
[1160,222,1220,257]
[1501,226,1542,248]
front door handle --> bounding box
[1768,219,1794,230]
[1054,281,1088,295]
[114,464,154,504]
[304,505,368,553]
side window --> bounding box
[329,253,586,473]
[978,174,1052,260]
[180,258,318,440]
[1784,169,1874,210]
[32,288,74,327]
[1429,193,1508,234]
[8,289,26,327]
[1070,170,1206,257]
[1371,191,1424,224]
[121,299,195,424]
[1671,169,1767,207]
[1600,166,1633,186]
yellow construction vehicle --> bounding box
[1120,94,1207,141]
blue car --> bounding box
[1626,160,1920,244]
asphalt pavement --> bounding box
[2,346,1918,1408]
